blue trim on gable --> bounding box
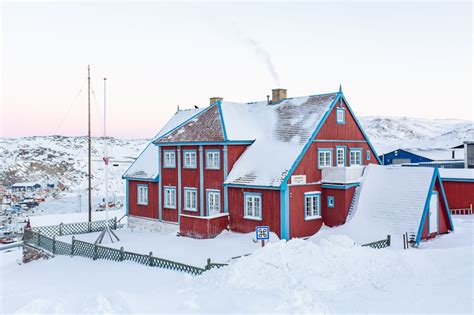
[416,170,438,244]
[280,186,289,240]
[217,100,228,141]
[339,94,382,164]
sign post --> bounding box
[255,226,270,247]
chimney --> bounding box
[210,97,223,105]
[272,88,287,104]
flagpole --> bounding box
[104,77,109,222]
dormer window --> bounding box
[336,108,345,124]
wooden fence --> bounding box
[361,235,391,249]
[451,204,473,215]
[32,218,118,238]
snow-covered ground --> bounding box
[1,216,472,314]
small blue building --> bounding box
[379,149,433,165]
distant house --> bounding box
[439,168,474,215]
[452,141,474,169]
[11,182,41,192]
[380,148,465,168]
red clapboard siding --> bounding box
[161,146,179,222]
[442,181,474,209]
[227,187,281,237]
[289,184,323,238]
[128,180,159,219]
[203,145,224,214]
[181,145,201,216]
[322,186,356,227]
[421,180,452,240]
[179,214,229,239]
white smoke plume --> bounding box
[244,38,281,87]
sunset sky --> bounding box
[1,1,472,138]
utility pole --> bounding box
[88,65,92,222]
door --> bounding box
[336,147,345,167]
[429,192,438,234]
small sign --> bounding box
[256,226,270,240]
[291,175,306,184]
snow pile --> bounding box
[439,168,474,180]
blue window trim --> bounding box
[206,189,221,216]
[327,196,335,208]
[183,150,197,169]
[304,192,321,221]
[137,184,149,205]
[317,148,333,169]
[163,150,176,168]
[366,149,371,161]
[336,146,346,167]
[163,186,177,209]
[336,108,346,124]
[205,149,221,170]
[244,192,262,221]
[349,148,363,166]
[183,187,198,212]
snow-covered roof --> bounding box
[439,168,474,180]
[314,165,437,245]
[223,93,339,187]
[11,182,41,187]
[152,108,206,141]
[122,143,159,180]
[406,148,464,161]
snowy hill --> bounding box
[0,117,472,193]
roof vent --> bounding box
[210,97,223,105]
[272,89,287,104]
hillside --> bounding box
[0,117,472,194]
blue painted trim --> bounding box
[158,146,162,221]
[125,180,129,216]
[205,149,221,170]
[182,149,197,169]
[437,170,454,231]
[153,107,209,143]
[366,149,371,161]
[280,187,289,240]
[304,192,321,220]
[158,140,254,146]
[136,184,149,205]
[339,94,382,164]
[217,100,228,141]
[349,148,363,166]
[321,183,360,189]
[317,148,333,168]
[327,196,334,208]
[163,186,177,209]
[162,150,176,168]
[122,142,160,181]
[223,145,229,213]
[244,192,262,221]
[183,187,198,212]
[336,108,346,124]
[280,93,341,187]
[336,146,346,167]
[223,183,280,190]
[416,170,438,244]
[177,147,182,222]
[440,178,474,183]
[199,146,204,216]
[206,189,221,216]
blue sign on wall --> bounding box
[256,226,270,240]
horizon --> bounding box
[1,2,472,138]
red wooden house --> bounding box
[123,87,383,239]
[439,169,474,215]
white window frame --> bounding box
[163,150,176,168]
[207,190,221,215]
[336,108,345,124]
[318,149,333,168]
[184,188,198,211]
[244,192,262,220]
[163,186,176,209]
[206,150,220,169]
[366,150,371,161]
[350,149,363,166]
[183,150,197,169]
[137,184,148,205]
[305,192,321,220]
[336,147,345,167]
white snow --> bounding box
[122,142,158,180]
[152,108,205,141]
[439,168,474,180]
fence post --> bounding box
[114,217,117,230]
[59,223,63,236]
[53,236,56,254]
[88,222,91,233]
[71,236,75,256]
[120,247,124,261]
[93,244,98,260]
[38,233,41,247]
[148,252,153,266]
[387,235,391,247]
[206,258,211,271]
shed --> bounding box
[11,182,41,192]
[439,168,474,214]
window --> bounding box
[164,187,176,209]
[350,149,362,166]
[207,190,221,215]
[206,150,220,169]
[183,150,197,168]
[163,151,176,168]
[184,188,198,211]
[336,108,345,124]
[305,193,321,220]
[318,149,332,168]
[244,193,262,220]
[137,185,148,205]
[336,147,345,167]
[327,196,335,208]
[366,150,371,161]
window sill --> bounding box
[305,215,322,221]
[183,166,197,169]
[205,167,221,170]
[137,203,148,206]
[244,216,262,221]
[163,206,176,210]
[163,166,176,169]
[183,208,198,212]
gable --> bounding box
[158,105,225,143]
